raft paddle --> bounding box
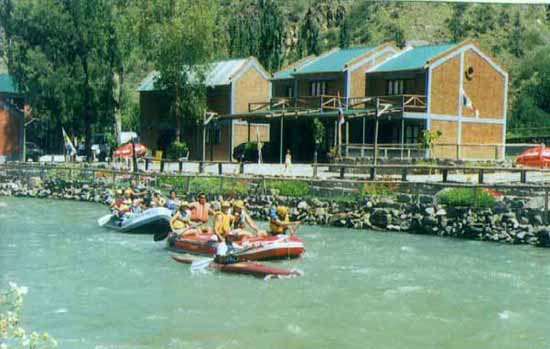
[97,213,114,227]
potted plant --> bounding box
[167,140,189,160]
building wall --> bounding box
[0,105,22,160]
[233,122,270,148]
[351,49,398,98]
[233,66,270,114]
[431,120,458,159]
[430,55,460,116]
[461,123,503,160]
[462,49,505,119]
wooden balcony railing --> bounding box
[248,94,427,115]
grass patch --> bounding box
[265,180,310,197]
[437,188,496,208]
[221,178,250,195]
[361,183,395,197]
[190,177,221,194]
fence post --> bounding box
[218,162,222,175]
[545,188,549,224]
[145,158,149,171]
[478,169,484,184]
[442,169,448,183]
[339,166,345,179]
[370,167,376,180]
[179,160,183,173]
[313,151,318,179]
[199,161,204,174]
[520,170,527,184]
[239,162,244,175]
[186,176,191,193]
[160,159,165,173]
[401,168,408,182]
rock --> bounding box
[396,194,412,204]
[419,195,434,205]
[370,209,391,228]
[535,227,550,247]
[531,215,544,226]
[425,207,435,215]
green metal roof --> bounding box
[273,56,317,80]
[0,74,18,94]
[372,43,456,72]
[294,46,376,75]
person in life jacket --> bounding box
[152,191,166,208]
[165,190,180,214]
[189,192,213,232]
[110,190,129,219]
[170,201,192,235]
[214,230,239,264]
[231,200,266,238]
[269,206,299,236]
[213,201,234,240]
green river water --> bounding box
[1,197,550,349]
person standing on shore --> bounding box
[284,149,292,175]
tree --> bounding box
[510,46,550,136]
[0,0,120,159]
[508,11,524,58]
[339,16,351,49]
[470,4,495,36]
[227,0,285,72]
[298,8,320,57]
[386,23,406,49]
[146,0,217,141]
[447,3,469,42]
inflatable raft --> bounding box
[102,207,172,234]
[166,232,305,261]
[171,253,301,278]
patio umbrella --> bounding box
[113,142,147,158]
[515,146,550,167]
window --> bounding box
[310,81,327,96]
[387,80,404,95]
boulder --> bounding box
[370,209,391,228]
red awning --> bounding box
[113,143,147,158]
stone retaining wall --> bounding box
[1,175,550,249]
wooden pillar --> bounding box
[247,121,251,142]
[373,98,380,170]
[361,117,366,158]
[279,116,284,164]
[345,122,350,158]
[478,170,484,184]
[545,188,549,224]
[400,118,405,160]
[202,113,206,162]
[442,168,448,183]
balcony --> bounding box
[248,94,427,116]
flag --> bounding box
[337,92,345,126]
[461,87,479,117]
[62,127,77,156]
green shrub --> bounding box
[266,180,310,197]
[166,140,188,159]
[437,188,496,208]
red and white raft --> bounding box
[166,233,305,261]
[171,253,302,279]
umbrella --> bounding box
[113,143,147,158]
[515,146,550,167]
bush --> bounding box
[266,180,310,197]
[166,140,188,159]
[222,178,250,195]
[190,177,221,194]
[437,188,496,208]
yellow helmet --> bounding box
[179,201,189,208]
[221,201,231,208]
[116,189,123,195]
[233,200,245,209]
[276,206,288,217]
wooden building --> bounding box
[366,40,508,160]
[0,74,24,161]
[223,40,507,162]
[138,57,271,161]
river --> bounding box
[1,197,549,349]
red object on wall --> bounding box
[113,142,147,158]
[515,147,550,168]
